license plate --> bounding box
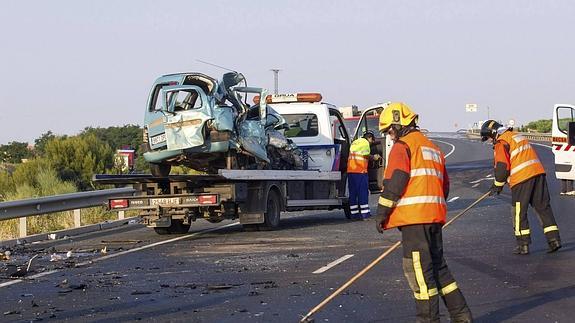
[150,133,167,145]
[150,197,180,206]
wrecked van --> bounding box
[142,72,303,176]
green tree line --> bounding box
[0,125,145,239]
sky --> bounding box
[1,0,575,144]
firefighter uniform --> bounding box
[490,128,561,253]
[377,103,472,323]
[347,137,371,219]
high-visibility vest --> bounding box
[496,131,545,188]
[384,132,446,229]
[347,138,370,174]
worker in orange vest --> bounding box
[480,120,561,255]
[347,131,379,219]
[376,102,472,323]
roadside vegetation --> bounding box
[0,125,145,240]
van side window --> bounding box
[283,114,319,137]
[150,83,170,112]
[171,90,202,111]
[557,107,575,134]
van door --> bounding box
[353,105,392,191]
[160,85,213,151]
[552,104,575,180]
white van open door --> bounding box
[552,104,575,180]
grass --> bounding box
[0,167,126,240]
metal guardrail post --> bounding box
[19,217,27,238]
[73,209,81,227]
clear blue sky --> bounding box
[1,0,574,144]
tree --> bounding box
[0,170,14,201]
[522,119,552,133]
[34,131,62,157]
[0,141,33,163]
[81,125,142,151]
[44,134,114,190]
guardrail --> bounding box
[466,130,551,142]
[0,187,135,238]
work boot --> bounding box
[513,244,529,255]
[547,240,562,253]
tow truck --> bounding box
[95,92,391,234]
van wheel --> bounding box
[260,190,281,231]
[150,163,171,177]
[153,220,190,235]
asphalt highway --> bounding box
[1,133,574,323]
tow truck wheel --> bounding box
[150,163,171,177]
[153,220,190,235]
[260,190,281,231]
[343,203,352,219]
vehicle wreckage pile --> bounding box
[142,71,306,175]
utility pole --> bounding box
[270,69,281,94]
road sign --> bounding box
[465,103,478,112]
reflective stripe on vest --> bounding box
[498,131,545,187]
[347,138,370,174]
[384,132,447,229]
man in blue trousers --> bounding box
[347,131,380,219]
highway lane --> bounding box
[1,134,574,322]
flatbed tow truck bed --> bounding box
[93,169,348,234]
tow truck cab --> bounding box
[268,94,391,191]
[552,104,575,180]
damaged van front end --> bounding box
[142,72,277,176]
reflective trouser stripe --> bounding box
[544,225,559,233]
[360,209,371,214]
[412,251,430,300]
[350,205,358,209]
[440,282,458,295]
[415,288,438,300]
[515,229,530,236]
[515,202,521,236]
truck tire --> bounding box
[153,220,190,235]
[150,163,171,177]
[343,203,352,219]
[260,190,281,231]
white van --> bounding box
[551,104,575,181]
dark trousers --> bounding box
[511,175,561,245]
[348,173,371,218]
[401,224,472,323]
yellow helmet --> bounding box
[378,102,418,133]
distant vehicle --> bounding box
[141,72,301,176]
[552,104,575,181]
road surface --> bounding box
[1,133,574,322]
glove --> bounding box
[375,205,392,234]
[372,154,381,161]
[490,183,503,196]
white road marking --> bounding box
[472,183,480,188]
[431,139,456,158]
[312,254,355,274]
[447,196,460,203]
[0,222,240,289]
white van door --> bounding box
[552,104,575,180]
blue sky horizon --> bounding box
[1,0,574,144]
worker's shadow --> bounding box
[475,283,575,322]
